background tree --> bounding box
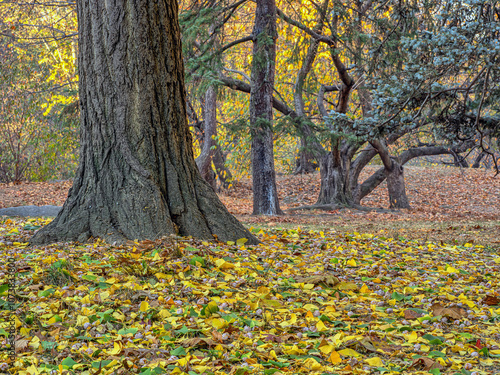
[31,0,256,245]
[3,0,497,215]
[249,0,283,215]
[0,0,79,182]
[220,0,498,210]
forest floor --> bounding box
[1,165,498,249]
[1,166,500,375]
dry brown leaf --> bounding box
[181,337,218,348]
[431,303,466,319]
[280,334,297,342]
[15,339,30,351]
[410,357,444,370]
[224,324,240,335]
[482,295,500,306]
[404,309,421,320]
[264,334,282,343]
[211,329,224,342]
[28,283,44,291]
[336,281,359,291]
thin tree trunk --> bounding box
[195,86,217,190]
[31,0,256,245]
[294,136,317,174]
[212,146,233,189]
[250,0,282,215]
[472,151,485,168]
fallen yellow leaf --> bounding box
[365,356,384,366]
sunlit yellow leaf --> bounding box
[328,350,342,363]
[303,358,322,370]
[446,266,458,273]
[346,259,357,267]
[319,343,335,355]
[365,357,384,366]
[407,331,418,343]
[338,348,361,357]
[270,350,278,360]
[360,284,371,293]
[105,342,122,355]
[236,238,248,245]
[316,320,328,332]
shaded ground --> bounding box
[1,166,498,248]
[224,166,500,249]
[0,180,72,209]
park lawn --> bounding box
[1,217,500,375]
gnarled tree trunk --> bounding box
[31,0,256,245]
[250,0,282,215]
[472,151,486,168]
[316,152,352,206]
[386,160,411,209]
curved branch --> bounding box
[218,73,326,155]
[358,142,475,201]
[219,35,253,54]
[276,8,336,46]
[317,84,341,118]
[218,73,296,117]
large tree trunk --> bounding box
[195,86,217,190]
[31,0,256,245]
[250,0,282,215]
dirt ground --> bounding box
[1,165,499,248]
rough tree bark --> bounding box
[249,0,283,215]
[385,160,411,209]
[31,0,256,245]
[472,151,486,168]
[370,139,411,209]
[316,151,351,206]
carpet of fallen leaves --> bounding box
[0,166,499,374]
[0,180,73,209]
[217,166,499,218]
[1,217,500,375]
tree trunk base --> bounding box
[31,173,259,246]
